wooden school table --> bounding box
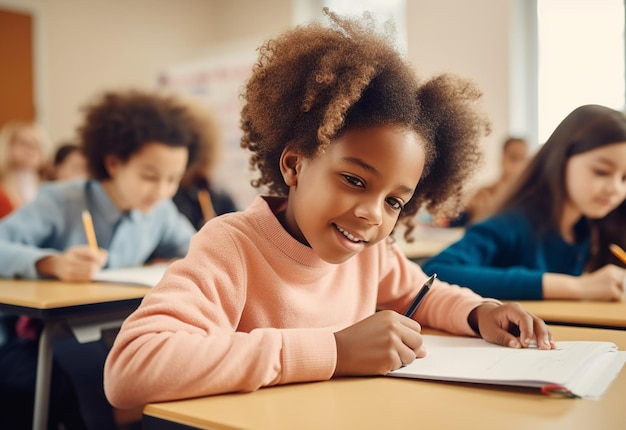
[0,279,149,430]
[143,325,626,430]
[514,300,626,330]
[396,226,464,261]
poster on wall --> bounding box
[157,51,258,210]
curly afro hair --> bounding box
[240,9,490,240]
[78,89,202,180]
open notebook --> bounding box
[93,263,169,287]
[388,335,626,400]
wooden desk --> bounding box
[143,325,626,430]
[0,279,149,430]
[514,300,626,330]
[396,227,464,261]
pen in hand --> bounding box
[404,273,437,318]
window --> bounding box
[323,0,407,53]
[536,0,625,143]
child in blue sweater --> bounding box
[423,104,626,301]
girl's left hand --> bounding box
[468,302,556,350]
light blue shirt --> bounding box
[0,179,196,279]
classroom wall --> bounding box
[210,0,295,44]
[0,0,522,187]
[406,0,520,186]
[0,0,217,143]
[188,0,522,187]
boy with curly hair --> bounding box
[0,89,204,429]
[0,90,201,280]
[105,10,555,409]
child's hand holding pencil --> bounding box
[47,210,108,281]
[610,243,626,291]
[34,244,108,281]
[34,210,108,281]
[610,243,626,266]
[565,258,626,301]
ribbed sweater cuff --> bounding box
[280,328,337,384]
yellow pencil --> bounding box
[197,189,216,222]
[82,210,98,251]
[610,243,626,265]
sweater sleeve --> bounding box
[421,214,544,300]
[0,186,64,278]
[376,243,499,336]
[104,222,337,409]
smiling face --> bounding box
[102,141,188,213]
[279,125,425,264]
[564,141,626,220]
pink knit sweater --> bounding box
[104,196,492,408]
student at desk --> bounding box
[48,142,88,181]
[172,102,238,230]
[0,90,204,429]
[0,122,50,219]
[422,104,626,301]
[104,10,555,410]
[462,136,530,225]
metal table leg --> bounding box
[33,321,57,430]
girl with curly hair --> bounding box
[105,10,555,409]
[0,89,203,429]
[423,104,626,301]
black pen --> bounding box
[403,273,437,318]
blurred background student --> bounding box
[0,89,204,430]
[431,136,529,228]
[423,104,626,301]
[49,142,88,181]
[172,102,237,230]
[463,136,530,224]
[0,122,50,219]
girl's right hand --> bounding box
[576,264,626,301]
[333,310,425,377]
[36,245,108,281]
